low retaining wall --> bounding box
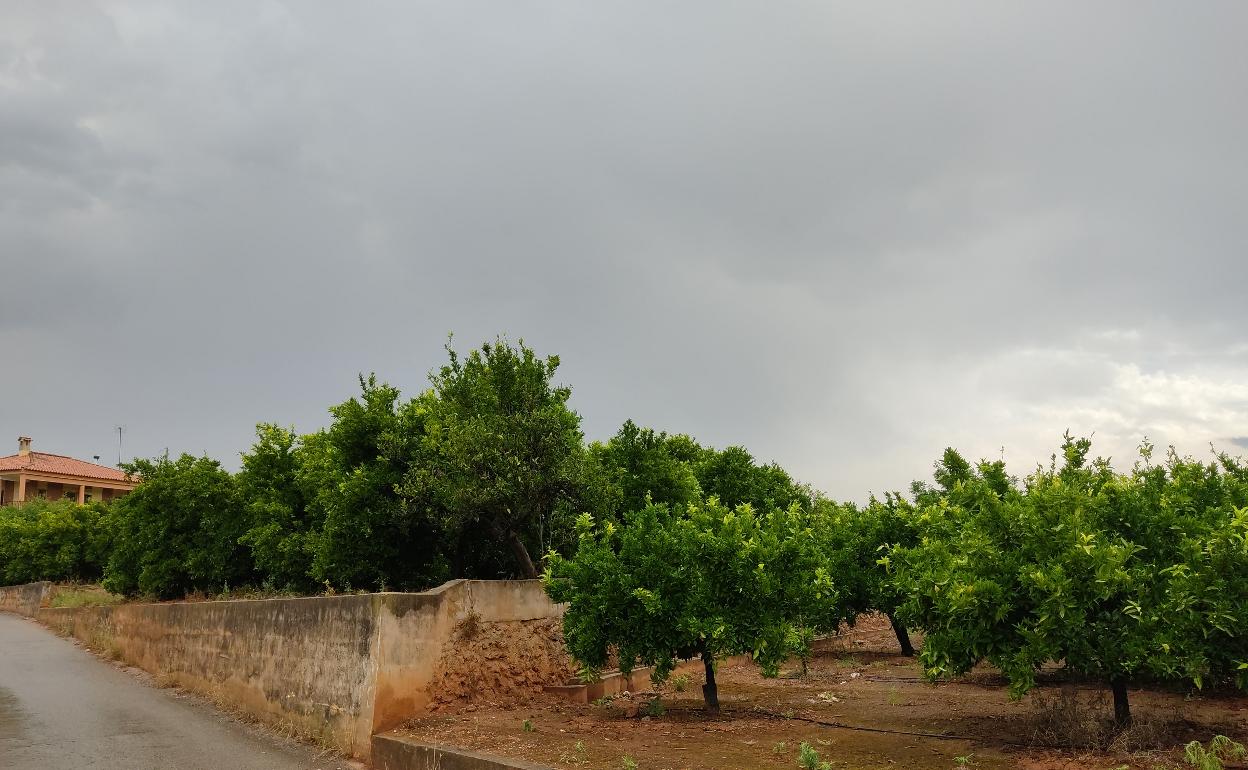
[0,579,564,759]
[373,734,553,770]
[0,580,49,616]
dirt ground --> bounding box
[427,615,577,710]
[400,617,1248,770]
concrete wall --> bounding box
[373,734,553,770]
[38,593,384,755]
[0,580,49,616]
[0,579,562,759]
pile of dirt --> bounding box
[427,615,576,710]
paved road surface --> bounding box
[0,612,346,770]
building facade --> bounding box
[0,437,138,506]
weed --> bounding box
[887,686,901,706]
[799,742,820,770]
[455,611,482,641]
[522,719,534,733]
[576,665,601,684]
[953,754,977,767]
[671,674,689,692]
[154,673,178,689]
[1183,735,1247,770]
[559,740,589,765]
[621,756,638,770]
[773,741,788,755]
[798,741,834,770]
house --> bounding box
[0,437,138,506]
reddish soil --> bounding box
[400,616,1248,770]
[428,615,576,710]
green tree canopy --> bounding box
[893,436,1248,726]
[545,500,840,711]
[695,444,806,512]
[305,375,446,591]
[237,423,321,592]
[402,337,584,579]
[585,420,702,517]
[103,453,251,599]
[0,499,111,585]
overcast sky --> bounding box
[3,1,1246,500]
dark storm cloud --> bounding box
[2,1,1247,498]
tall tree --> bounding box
[237,424,320,592]
[103,453,251,599]
[696,445,806,512]
[403,337,584,579]
[306,375,446,591]
[585,420,702,517]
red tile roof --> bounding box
[0,452,134,483]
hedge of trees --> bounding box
[0,499,113,585]
[0,336,804,600]
[549,433,1248,724]
[2,335,1246,728]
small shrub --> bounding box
[576,664,601,684]
[798,741,833,770]
[643,698,665,717]
[671,674,689,692]
[456,611,482,641]
[1184,735,1247,770]
[799,742,820,770]
[560,741,588,766]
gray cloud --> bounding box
[2,1,1247,500]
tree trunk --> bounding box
[887,612,916,657]
[507,529,540,579]
[701,648,720,714]
[1110,678,1131,728]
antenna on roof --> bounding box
[116,425,125,467]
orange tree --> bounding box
[813,494,922,656]
[892,436,1248,727]
[544,499,843,712]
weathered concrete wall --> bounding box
[373,734,553,770]
[3,579,564,760]
[0,580,49,616]
[369,581,566,718]
[38,593,383,755]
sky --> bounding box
[2,1,1247,501]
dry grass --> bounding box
[1024,686,1191,753]
[48,583,126,609]
[455,610,483,641]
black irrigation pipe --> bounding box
[752,707,1034,748]
[658,705,1033,748]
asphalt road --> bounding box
[0,613,348,770]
